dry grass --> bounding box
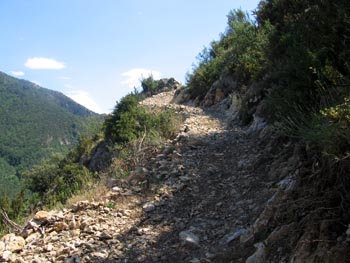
[65,181,110,208]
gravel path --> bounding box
[3,91,276,263]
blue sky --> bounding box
[0,0,260,113]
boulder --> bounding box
[1,233,25,252]
[34,210,50,222]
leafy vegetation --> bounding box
[0,71,102,199]
[23,138,100,208]
[104,92,182,145]
[258,0,350,155]
[140,76,159,96]
[186,9,273,102]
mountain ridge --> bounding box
[0,71,102,198]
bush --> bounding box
[104,93,183,145]
[141,75,159,95]
[186,9,273,102]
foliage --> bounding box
[321,98,350,122]
[254,0,350,156]
[22,139,99,208]
[186,45,224,100]
[186,9,273,100]
[104,93,182,145]
[0,71,102,199]
[141,75,159,95]
[104,93,143,143]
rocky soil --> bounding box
[1,90,349,263]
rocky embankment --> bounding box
[1,90,349,263]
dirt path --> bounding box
[4,91,277,263]
[105,91,274,262]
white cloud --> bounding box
[121,68,161,88]
[64,84,73,88]
[59,76,70,80]
[10,71,25,76]
[66,89,103,114]
[25,57,65,70]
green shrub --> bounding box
[186,9,273,102]
[104,93,183,145]
[141,75,159,95]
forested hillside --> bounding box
[0,71,102,199]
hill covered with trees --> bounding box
[0,71,102,199]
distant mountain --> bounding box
[0,71,102,197]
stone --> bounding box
[34,210,50,222]
[99,231,112,240]
[237,160,249,170]
[142,202,155,212]
[70,229,81,237]
[53,221,69,232]
[1,250,12,261]
[0,241,4,253]
[72,200,90,212]
[266,224,293,244]
[245,242,266,263]
[246,115,267,135]
[346,224,350,242]
[1,233,25,252]
[32,256,46,263]
[69,216,80,230]
[15,257,26,263]
[28,219,43,230]
[64,255,81,263]
[91,251,107,258]
[112,186,122,192]
[25,232,40,244]
[179,230,200,246]
[45,243,54,252]
[219,227,247,246]
[252,205,275,235]
[240,230,255,246]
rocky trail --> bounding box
[0,91,299,262]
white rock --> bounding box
[246,242,266,263]
[1,233,25,252]
[112,186,122,192]
[25,232,40,244]
[179,230,200,246]
[1,250,12,261]
[0,241,4,253]
[219,227,247,245]
[142,202,155,212]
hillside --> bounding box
[0,89,348,262]
[0,71,102,197]
[0,0,349,262]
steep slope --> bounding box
[0,71,101,196]
[1,90,349,262]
